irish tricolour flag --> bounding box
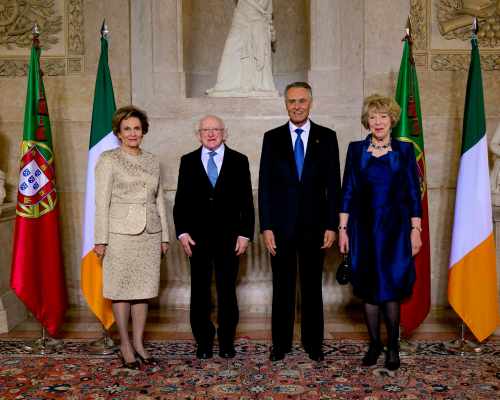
[448,36,499,342]
[80,33,119,329]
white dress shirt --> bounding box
[289,119,311,155]
[201,143,225,173]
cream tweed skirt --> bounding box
[103,230,161,300]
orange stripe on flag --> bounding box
[448,233,500,342]
[81,251,115,330]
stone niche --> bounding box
[182,0,310,97]
[131,0,364,314]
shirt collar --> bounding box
[202,143,225,156]
[289,119,311,134]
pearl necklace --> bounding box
[369,139,391,150]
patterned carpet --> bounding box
[0,338,498,399]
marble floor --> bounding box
[0,305,478,342]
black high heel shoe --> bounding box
[362,342,382,366]
[135,352,157,366]
[384,347,400,371]
[119,352,140,370]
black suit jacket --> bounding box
[173,145,255,244]
[258,121,341,241]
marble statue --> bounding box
[489,122,500,206]
[206,0,278,98]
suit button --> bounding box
[209,197,213,201]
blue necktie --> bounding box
[207,151,218,187]
[294,128,304,179]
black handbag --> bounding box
[336,253,351,285]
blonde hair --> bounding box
[360,94,401,129]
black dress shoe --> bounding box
[269,347,285,362]
[384,348,400,370]
[219,347,236,358]
[119,353,141,370]
[135,352,158,365]
[362,342,382,367]
[196,347,213,359]
[308,350,324,362]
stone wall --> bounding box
[0,0,499,329]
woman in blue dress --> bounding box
[338,94,422,370]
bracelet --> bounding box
[411,226,422,232]
[338,226,347,231]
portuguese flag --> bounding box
[10,34,67,336]
[393,35,431,336]
[80,34,118,330]
[448,36,499,342]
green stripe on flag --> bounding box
[89,37,116,149]
[461,38,485,155]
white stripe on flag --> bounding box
[81,132,120,257]
[449,135,493,267]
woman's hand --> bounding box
[410,229,422,256]
[161,242,169,257]
[94,244,107,258]
[338,230,349,254]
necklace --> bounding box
[369,139,391,150]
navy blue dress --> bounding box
[340,135,422,304]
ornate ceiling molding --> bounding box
[431,53,500,70]
[0,0,84,77]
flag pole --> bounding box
[87,323,116,355]
[398,15,418,357]
[21,25,63,355]
[84,21,116,355]
[444,17,484,355]
[24,326,55,355]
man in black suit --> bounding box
[258,82,341,362]
[173,115,255,359]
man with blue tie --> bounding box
[173,115,255,359]
[259,82,341,362]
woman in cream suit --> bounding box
[94,105,169,369]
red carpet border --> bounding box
[0,338,498,399]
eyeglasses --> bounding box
[199,128,225,134]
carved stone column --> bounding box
[308,0,364,105]
[0,203,27,333]
[131,0,185,112]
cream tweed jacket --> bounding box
[94,148,169,244]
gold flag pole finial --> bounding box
[101,20,109,39]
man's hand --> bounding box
[235,236,249,256]
[94,244,107,258]
[262,230,277,256]
[179,234,196,257]
[321,229,336,249]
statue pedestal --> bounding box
[0,203,28,333]
[206,89,279,98]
